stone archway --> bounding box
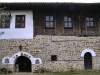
[81,48,96,57]
[2,51,42,72]
[81,48,96,70]
[15,56,31,72]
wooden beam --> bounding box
[54,7,57,35]
[98,18,100,33]
[54,14,56,35]
[33,9,35,36]
[62,15,64,35]
[72,15,75,35]
[44,16,46,35]
[85,16,88,35]
[78,14,81,35]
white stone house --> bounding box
[0,2,100,72]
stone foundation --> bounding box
[0,35,100,72]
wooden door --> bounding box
[84,52,92,69]
[15,56,31,72]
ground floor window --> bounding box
[51,55,57,61]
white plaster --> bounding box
[0,10,33,39]
[2,51,42,65]
[81,48,96,57]
[2,56,11,64]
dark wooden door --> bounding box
[15,56,31,72]
[84,52,92,69]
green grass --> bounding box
[34,71,100,75]
[0,70,100,75]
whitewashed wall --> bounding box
[0,10,33,39]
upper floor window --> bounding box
[64,16,72,28]
[86,17,94,27]
[15,15,25,28]
[46,16,54,28]
[0,15,10,28]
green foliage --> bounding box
[0,7,11,28]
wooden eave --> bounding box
[0,2,100,11]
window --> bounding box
[86,17,94,27]
[35,59,39,64]
[51,55,57,61]
[0,15,10,28]
[5,59,9,63]
[46,16,54,28]
[15,15,25,28]
[64,16,72,28]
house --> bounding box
[0,2,100,72]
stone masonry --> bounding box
[0,35,100,72]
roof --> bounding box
[0,1,100,10]
[0,2,100,5]
[0,0,100,3]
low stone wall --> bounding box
[0,35,100,72]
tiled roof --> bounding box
[0,1,100,3]
[0,2,100,4]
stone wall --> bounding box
[0,35,100,72]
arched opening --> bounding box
[15,56,31,72]
[81,48,96,57]
[84,52,92,70]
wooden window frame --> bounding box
[64,16,73,29]
[86,16,94,27]
[0,15,10,28]
[15,15,25,28]
[45,15,54,29]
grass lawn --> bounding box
[0,70,100,75]
[34,71,100,75]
